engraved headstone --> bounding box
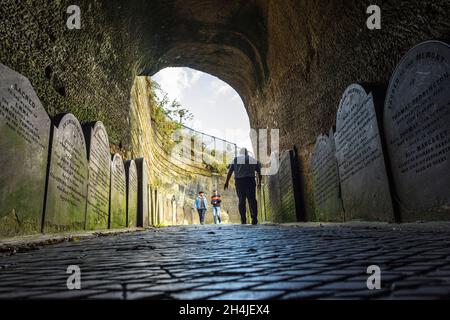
[310,131,344,221]
[0,63,51,237]
[83,121,110,230]
[44,113,88,232]
[384,41,450,221]
[335,84,394,221]
[135,158,149,227]
[126,160,138,228]
[110,153,127,228]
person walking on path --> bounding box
[194,191,208,225]
[211,190,222,224]
[224,148,261,225]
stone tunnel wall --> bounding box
[0,0,139,152]
[1,1,450,222]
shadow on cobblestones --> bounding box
[1,224,450,300]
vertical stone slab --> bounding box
[278,150,299,222]
[266,152,282,222]
[110,154,126,228]
[83,121,111,230]
[155,188,161,226]
[126,160,138,228]
[310,132,344,222]
[0,63,51,237]
[335,84,394,221]
[384,41,450,221]
[149,184,154,226]
[149,185,155,225]
[44,113,88,232]
[261,182,269,223]
[135,158,149,227]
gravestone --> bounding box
[335,84,394,221]
[278,150,299,222]
[126,160,138,228]
[384,41,450,221]
[266,152,282,222]
[110,154,127,228]
[83,121,111,230]
[310,131,344,221]
[0,63,51,237]
[259,181,270,222]
[135,158,149,227]
[44,113,88,232]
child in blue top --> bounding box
[194,191,208,225]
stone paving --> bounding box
[1,223,450,300]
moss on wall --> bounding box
[0,0,138,150]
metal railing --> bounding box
[153,118,240,168]
[180,123,238,156]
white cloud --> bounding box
[231,93,241,102]
[211,78,232,96]
[190,70,203,86]
[152,68,203,102]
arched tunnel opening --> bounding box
[136,66,255,226]
[1,0,450,303]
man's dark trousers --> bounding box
[235,177,258,224]
[197,209,206,224]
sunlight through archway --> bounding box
[151,67,254,154]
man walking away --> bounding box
[194,191,208,225]
[211,190,222,224]
[224,148,261,225]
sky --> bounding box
[151,67,253,153]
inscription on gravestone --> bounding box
[110,153,127,228]
[0,63,51,237]
[126,160,138,228]
[335,84,394,221]
[135,158,149,227]
[44,113,88,232]
[384,41,450,221]
[83,121,110,230]
[310,131,344,222]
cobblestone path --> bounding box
[1,224,450,300]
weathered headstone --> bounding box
[126,160,138,228]
[335,84,394,221]
[310,131,344,221]
[83,121,110,230]
[0,63,51,237]
[135,158,149,227]
[278,150,300,222]
[266,152,282,222]
[110,153,127,228]
[44,113,88,232]
[259,181,270,222]
[149,185,156,225]
[384,41,450,221]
